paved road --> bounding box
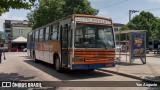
[0,52,152,90]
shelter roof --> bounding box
[115,30,146,34]
[12,36,27,43]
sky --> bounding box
[0,0,160,31]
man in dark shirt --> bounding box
[0,44,6,63]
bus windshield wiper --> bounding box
[83,42,89,48]
[99,38,107,49]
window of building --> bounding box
[19,29,24,34]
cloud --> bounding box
[0,12,26,31]
[98,10,110,17]
[147,0,160,2]
[0,12,9,32]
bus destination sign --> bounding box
[75,17,112,24]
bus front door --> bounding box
[61,24,69,67]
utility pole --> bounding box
[129,10,139,21]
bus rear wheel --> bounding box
[55,57,63,72]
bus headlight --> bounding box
[75,58,85,62]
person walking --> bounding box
[0,44,6,63]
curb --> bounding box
[97,69,160,84]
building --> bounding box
[113,23,125,43]
[113,23,125,32]
[4,20,32,51]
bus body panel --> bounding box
[68,48,115,70]
[72,63,115,70]
[35,41,61,64]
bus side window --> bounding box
[39,29,43,42]
[32,31,34,42]
[45,27,49,41]
[35,30,39,42]
[49,25,53,41]
[50,24,58,41]
[43,28,46,41]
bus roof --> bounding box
[33,14,113,31]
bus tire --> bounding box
[55,56,63,72]
[33,53,38,63]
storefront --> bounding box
[11,36,27,52]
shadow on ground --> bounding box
[0,73,58,90]
[143,76,160,90]
[0,73,35,81]
[115,61,144,66]
[147,55,160,58]
[23,58,113,81]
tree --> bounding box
[0,31,3,43]
[121,11,160,40]
[62,0,98,16]
[27,0,65,28]
[27,0,98,29]
[0,0,36,15]
[117,25,129,41]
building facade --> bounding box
[113,23,125,32]
[4,20,32,51]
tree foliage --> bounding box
[0,31,3,43]
[120,11,160,40]
[27,0,98,29]
[0,0,36,15]
[116,25,129,41]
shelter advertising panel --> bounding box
[130,32,146,59]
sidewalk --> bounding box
[99,52,160,83]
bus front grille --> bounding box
[74,49,115,62]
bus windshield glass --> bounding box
[75,24,114,48]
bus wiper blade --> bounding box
[99,39,107,49]
[83,42,89,48]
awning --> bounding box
[12,36,27,43]
[115,30,146,34]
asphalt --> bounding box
[98,52,160,84]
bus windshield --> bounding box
[75,24,114,48]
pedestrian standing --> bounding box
[0,44,6,63]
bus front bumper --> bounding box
[72,63,115,70]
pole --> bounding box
[129,10,132,21]
[129,10,139,21]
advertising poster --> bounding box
[130,32,146,59]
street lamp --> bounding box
[129,10,139,21]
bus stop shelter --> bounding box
[115,30,147,64]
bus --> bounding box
[27,31,34,57]
[27,14,116,72]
